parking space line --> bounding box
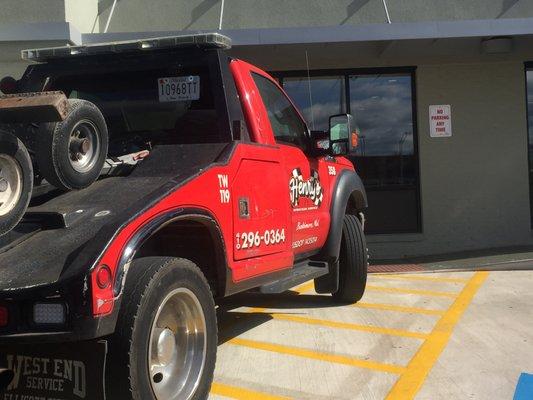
[385,271,489,399]
[211,382,291,400]
[366,284,458,298]
[292,281,315,294]
[263,312,428,339]
[354,302,445,316]
[228,337,407,374]
[372,274,469,284]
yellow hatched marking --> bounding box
[292,281,315,294]
[265,313,427,339]
[366,284,458,298]
[354,302,445,316]
[211,382,291,400]
[228,337,406,374]
[385,271,489,399]
[372,274,469,284]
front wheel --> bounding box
[332,214,368,304]
[106,257,217,400]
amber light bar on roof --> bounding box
[21,33,232,62]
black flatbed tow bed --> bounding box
[0,143,229,296]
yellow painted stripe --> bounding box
[385,271,489,400]
[354,302,445,316]
[211,382,290,400]
[291,281,315,294]
[372,274,469,284]
[268,313,428,339]
[366,284,458,298]
[228,337,406,374]
[247,281,315,314]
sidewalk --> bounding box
[369,246,533,273]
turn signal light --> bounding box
[96,265,112,289]
[0,306,8,327]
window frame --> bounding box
[251,72,311,150]
[273,66,422,234]
[523,62,533,228]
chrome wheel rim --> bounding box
[148,287,207,400]
[0,154,23,217]
[68,119,100,173]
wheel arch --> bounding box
[114,208,228,299]
[319,169,367,263]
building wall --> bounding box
[98,0,533,32]
[65,0,100,33]
[229,43,533,258]
[370,61,532,258]
[0,0,66,25]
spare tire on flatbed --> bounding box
[0,132,33,236]
[35,99,108,191]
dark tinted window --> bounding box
[280,70,420,234]
[283,76,346,131]
[52,66,222,154]
[349,74,419,233]
[252,73,308,148]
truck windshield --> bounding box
[51,65,222,154]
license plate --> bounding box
[158,76,200,102]
[0,340,107,400]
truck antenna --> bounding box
[305,50,316,131]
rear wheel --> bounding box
[332,214,368,304]
[106,257,217,400]
[0,132,33,236]
[35,99,108,191]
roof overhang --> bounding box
[81,18,533,47]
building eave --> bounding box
[81,17,533,46]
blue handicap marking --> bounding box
[514,373,533,400]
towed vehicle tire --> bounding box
[106,257,217,400]
[332,214,368,304]
[35,99,108,191]
[0,132,33,236]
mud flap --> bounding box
[0,340,107,400]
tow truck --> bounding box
[0,33,368,400]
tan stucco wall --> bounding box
[369,62,532,258]
[97,0,533,32]
[65,0,100,33]
[0,0,66,25]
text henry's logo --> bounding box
[289,168,323,207]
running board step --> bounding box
[259,261,329,294]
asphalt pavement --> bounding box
[209,270,533,399]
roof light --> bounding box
[21,33,232,62]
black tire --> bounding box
[332,214,368,304]
[35,99,108,191]
[0,132,33,236]
[106,257,217,400]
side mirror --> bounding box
[329,114,358,156]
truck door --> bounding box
[248,72,331,258]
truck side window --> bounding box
[252,73,309,149]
